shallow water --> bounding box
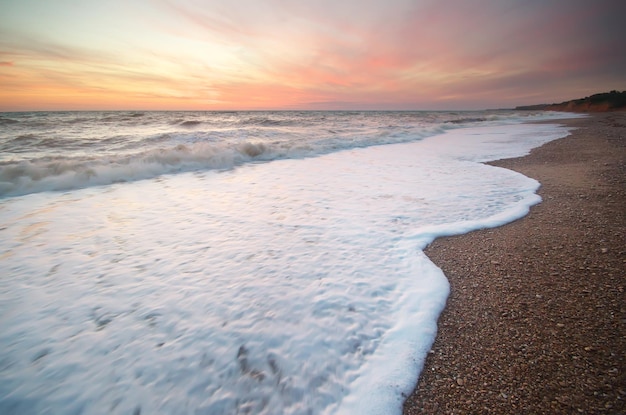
[0,113,575,414]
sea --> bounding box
[0,110,578,414]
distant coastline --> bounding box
[516,90,626,112]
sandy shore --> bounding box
[403,113,625,414]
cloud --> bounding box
[1,0,624,110]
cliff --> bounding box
[516,90,626,112]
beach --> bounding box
[2,110,578,414]
[404,112,626,414]
[1,110,618,414]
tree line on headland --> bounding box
[516,90,626,112]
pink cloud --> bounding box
[2,0,624,111]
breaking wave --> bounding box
[0,110,581,198]
[0,141,274,198]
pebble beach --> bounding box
[404,112,625,414]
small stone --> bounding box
[601,248,608,253]
[456,377,465,386]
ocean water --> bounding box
[0,111,576,414]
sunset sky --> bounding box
[1,0,624,111]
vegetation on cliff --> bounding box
[516,90,626,112]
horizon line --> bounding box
[1,107,516,113]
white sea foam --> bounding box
[0,121,571,414]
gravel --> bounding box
[403,112,626,414]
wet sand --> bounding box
[403,112,626,414]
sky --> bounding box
[0,0,624,111]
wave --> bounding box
[0,117,19,125]
[0,118,495,198]
[0,123,453,198]
[0,124,446,198]
[98,113,147,124]
[179,120,203,128]
[0,141,276,198]
[445,117,488,124]
[0,110,581,198]
[237,115,297,127]
[8,134,39,144]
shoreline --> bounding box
[403,113,625,413]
